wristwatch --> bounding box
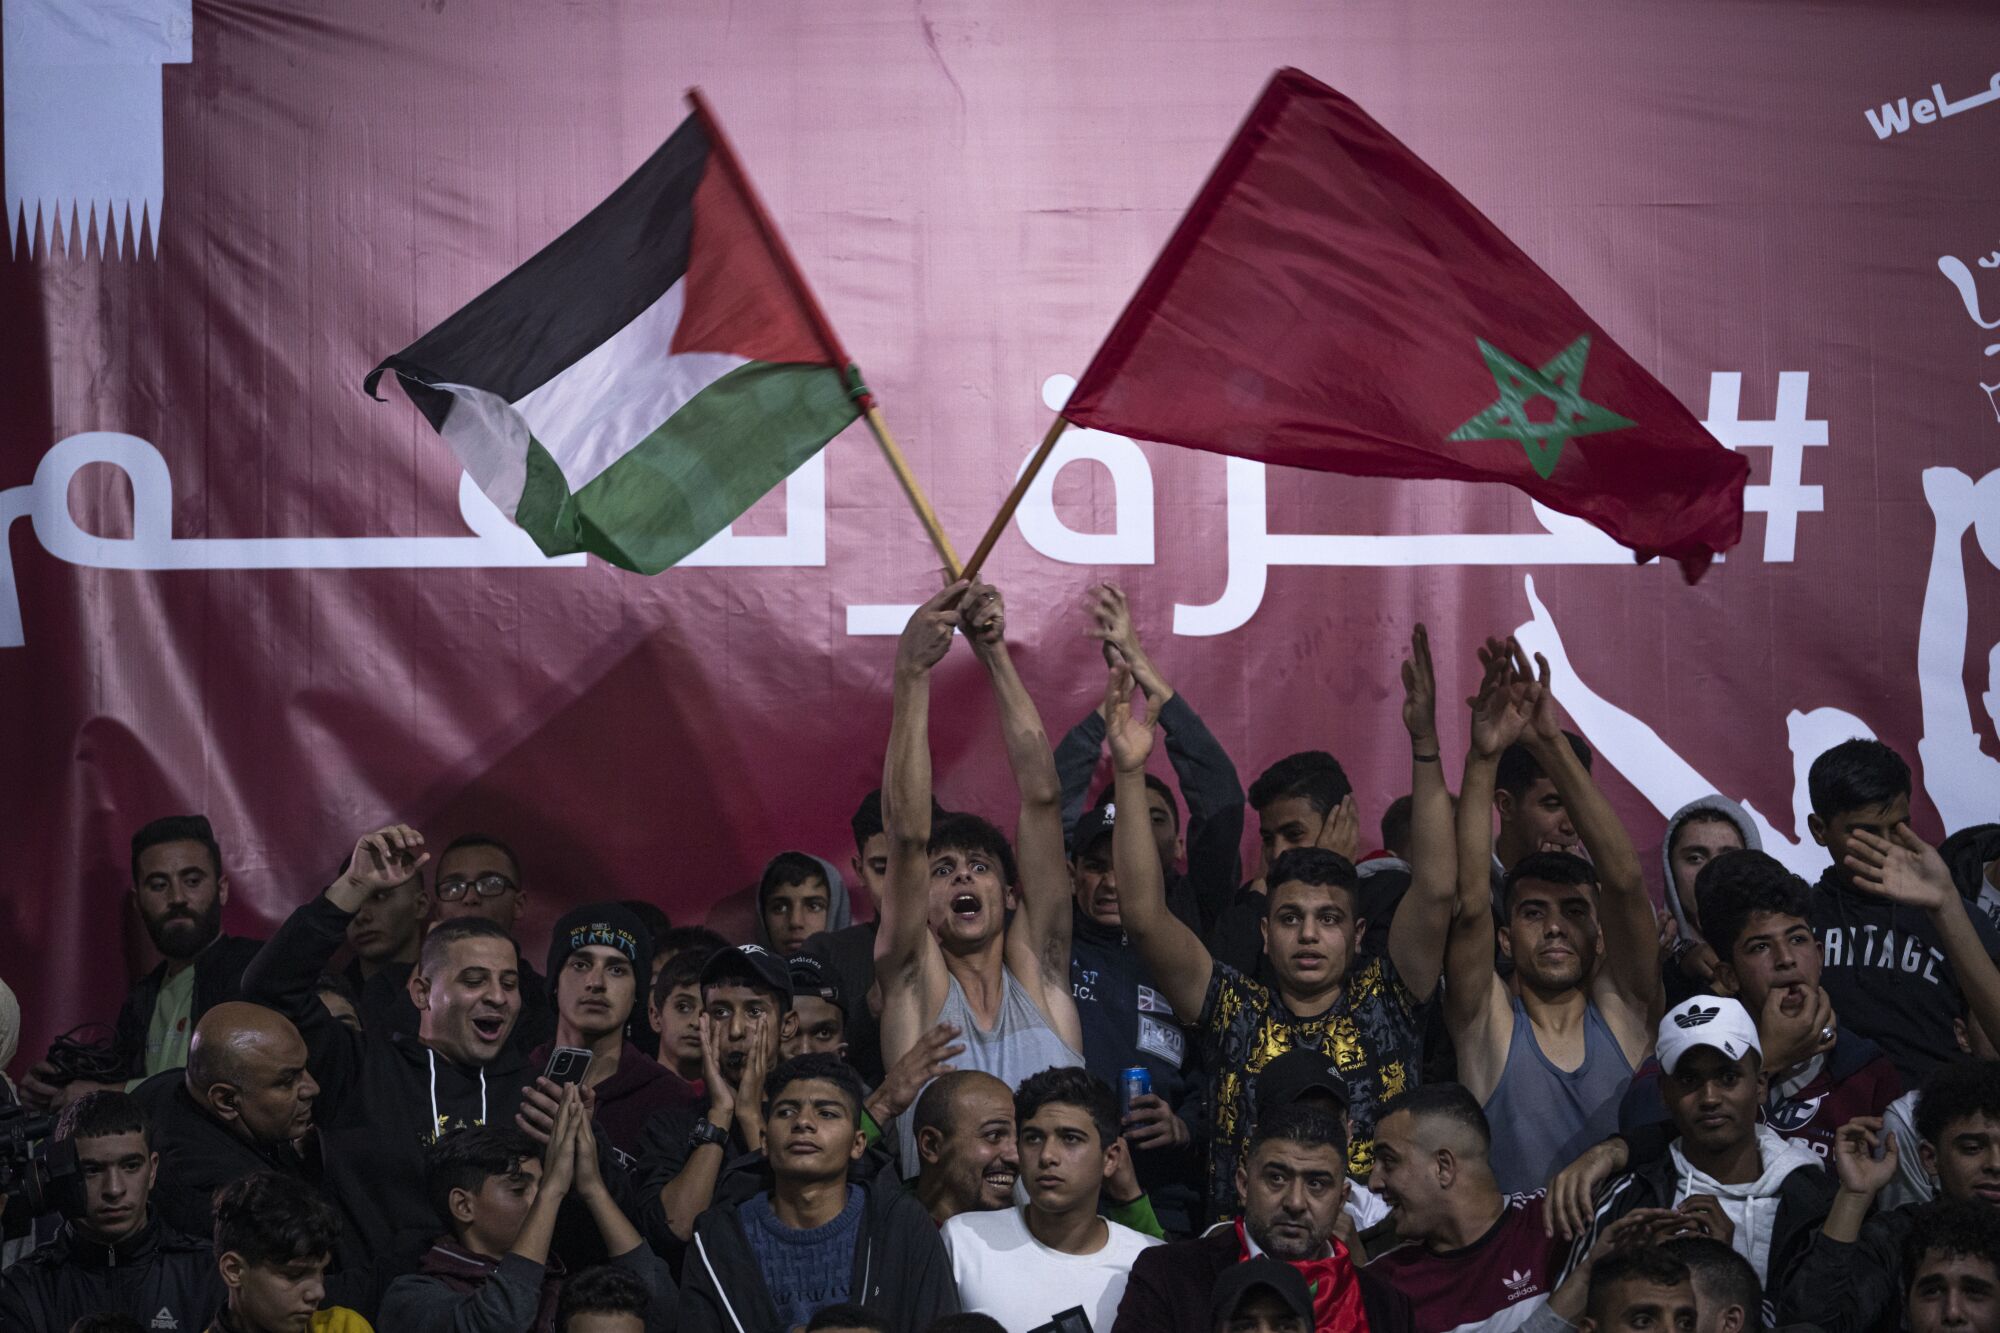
[687,1119,730,1151]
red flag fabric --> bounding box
[1062,67,1748,580]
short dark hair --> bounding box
[1587,1249,1691,1322]
[439,832,523,882]
[851,789,886,855]
[621,900,673,949]
[1695,851,1811,961]
[924,1317,1007,1333]
[1903,1199,2000,1293]
[1379,795,1414,859]
[758,852,828,911]
[555,1263,651,1328]
[419,916,519,980]
[423,1125,539,1228]
[1089,772,1182,832]
[212,1172,341,1267]
[1501,849,1599,916]
[130,815,222,885]
[928,811,1019,888]
[54,1091,148,1149]
[1015,1066,1119,1150]
[68,1317,145,1333]
[1248,1102,1349,1163]
[1496,732,1593,800]
[1808,739,1912,820]
[653,946,712,1007]
[1916,1059,2000,1148]
[763,1052,866,1120]
[1382,1082,1491,1151]
[1264,848,1360,911]
[1248,751,1351,817]
[807,1305,889,1332]
[1659,1237,1762,1332]
[657,926,730,963]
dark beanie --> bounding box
[547,902,655,1018]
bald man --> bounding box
[913,1070,1022,1224]
[131,1002,324,1238]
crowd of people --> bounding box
[3,579,1999,1333]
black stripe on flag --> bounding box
[365,112,709,414]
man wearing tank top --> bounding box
[877,582,1086,1174]
[1444,640,1656,1196]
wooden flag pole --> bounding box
[684,88,964,579]
[863,405,962,578]
[960,415,1069,581]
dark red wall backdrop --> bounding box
[4,0,1997,1073]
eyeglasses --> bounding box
[435,873,517,901]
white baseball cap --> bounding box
[1656,994,1762,1075]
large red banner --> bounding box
[4,0,1997,1073]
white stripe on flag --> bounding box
[512,275,745,494]
[437,381,533,518]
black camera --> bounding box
[0,1103,78,1217]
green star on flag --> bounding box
[1446,335,1634,479]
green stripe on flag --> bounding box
[511,360,857,574]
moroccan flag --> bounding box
[1062,68,1747,579]
[365,98,861,574]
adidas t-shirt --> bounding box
[1366,1191,1566,1333]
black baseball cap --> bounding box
[1069,800,1120,859]
[1211,1257,1313,1326]
[699,943,793,1000]
[787,955,846,1015]
[1254,1046,1350,1119]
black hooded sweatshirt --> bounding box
[1809,866,2000,1084]
[678,1150,957,1333]
[0,1213,224,1333]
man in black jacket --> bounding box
[0,1090,224,1331]
[1778,1058,2000,1333]
[240,824,538,1286]
[1112,1104,1413,1333]
[678,1053,957,1333]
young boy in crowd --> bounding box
[678,1053,957,1333]
[787,956,850,1059]
[1566,996,1831,1295]
[0,1091,223,1332]
[1779,1059,2000,1333]
[381,1088,671,1333]
[650,947,712,1088]
[209,1172,373,1333]
[943,1066,1161,1332]
[552,1265,652,1333]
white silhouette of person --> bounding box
[1510,573,1873,881]
[1917,466,2000,836]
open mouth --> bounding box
[1778,985,1807,1016]
[984,1167,1018,1187]
[951,893,981,919]
[470,1015,506,1041]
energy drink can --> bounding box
[1121,1066,1152,1114]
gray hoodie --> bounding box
[1661,795,1763,944]
[751,854,853,953]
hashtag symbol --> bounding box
[1703,372,1826,562]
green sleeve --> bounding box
[1105,1192,1166,1240]
[861,1108,884,1146]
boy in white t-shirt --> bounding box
[942,1066,1161,1332]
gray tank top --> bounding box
[894,966,1083,1173]
[1483,996,1635,1195]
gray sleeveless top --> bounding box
[893,966,1084,1174]
[1483,996,1634,1194]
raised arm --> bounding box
[1517,645,1655,1017]
[1446,645,1528,1093]
[1846,824,2000,1045]
[874,582,967,1067]
[1386,625,1455,1002]
[963,584,1080,1044]
[1106,661,1214,1022]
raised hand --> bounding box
[733,1015,774,1152]
[1401,623,1439,747]
[330,825,429,911]
[539,1085,583,1200]
[1316,793,1360,862]
[1757,982,1837,1072]
[896,581,969,676]
[1671,1195,1735,1247]
[1467,644,1535,760]
[962,581,1007,651]
[1104,662,1158,774]
[1121,1092,1190,1151]
[698,1013,734,1121]
[1832,1116,1899,1199]
[1845,824,1954,913]
[867,1022,964,1126]
[571,1105,608,1199]
[1510,640,1564,744]
[1084,582,1138,662]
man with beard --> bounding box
[241,825,544,1284]
[1112,1104,1414,1333]
[24,817,266,1107]
[913,1071,1021,1224]
[1446,643,1656,1195]
[877,582,1086,1173]
[1105,627,1457,1217]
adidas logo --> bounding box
[1674,1004,1720,1029]
[1504,1270,1537,1302]
[150,1309,178,1330]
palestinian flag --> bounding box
[366,100,861,574]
